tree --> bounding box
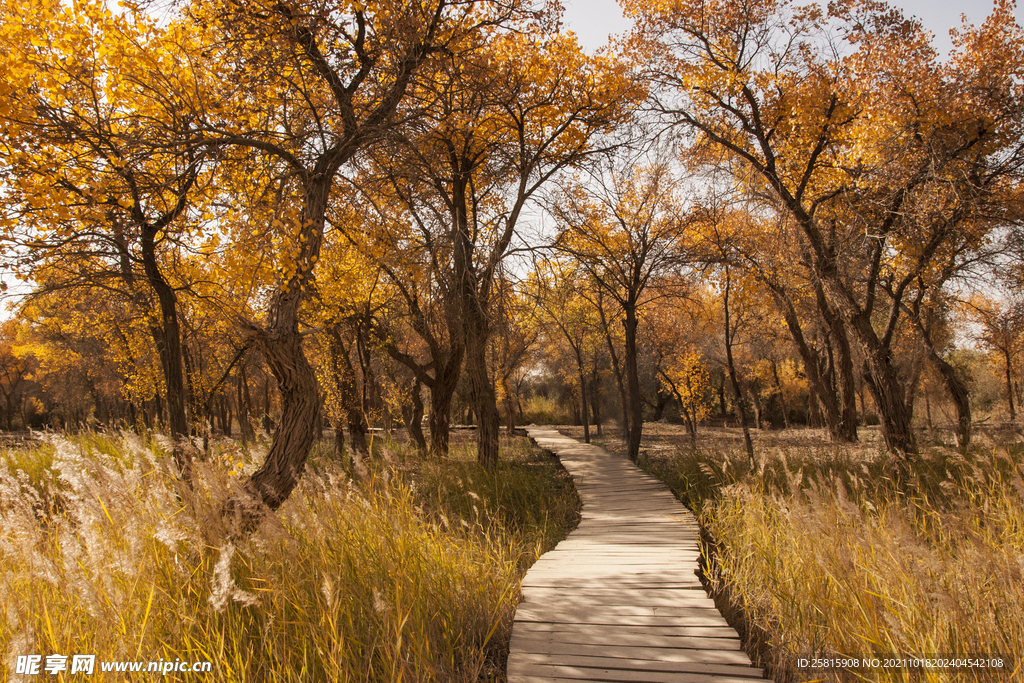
[0,0,224,476]
[352,22,636,464]
[15,290,144,428]
[489,270,538,434]
[719,264,756,463]
[0,320,36,430]
[530,257,603,442]
[645,294,712,439]
[553,159,693,461]
[709,204,860,443]
[335,187,467,458]
[966,294,1024,423]
[183,0,530,514]
[629,0,1024,459]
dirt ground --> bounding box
[549,420,1023,461]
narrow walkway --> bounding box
[508,427,764,683]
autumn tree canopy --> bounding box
[2,0,1022,514]
[626,0,1024,457]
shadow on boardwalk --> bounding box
[507,426,764,683]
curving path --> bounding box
[507,426,764,683]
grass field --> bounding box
[0,430,580,682]
[560,422,1024,683]
[6,421,1020,682]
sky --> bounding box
[560,0,1019,58]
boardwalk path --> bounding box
[508,427,763,683]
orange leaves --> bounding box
[661,348,711,419]
[632,0,1024,301]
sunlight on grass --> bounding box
[0,431,578,682]
[640,434,1024,683]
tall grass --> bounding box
[1,431,579,682]
[639,432,1024,682]
[518,396,571,426]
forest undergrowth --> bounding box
[0,430,580,682]
[565,423,1024,683]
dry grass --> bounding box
[561,422,1024,682]
[0,430,579,682]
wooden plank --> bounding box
[521,586,712,598]
[520,581,705,590]
[535,551,700,559]
[528,561,701,569]
[514,610,734,630]
[506,678,756,683]
[511,622,738,641]
[507,662,762,683]
[515,606,728,621]
[551,540,700,546]
[538,548,700,554]
[508,636,748,657]
[520,578,704,588]
[510,653,762,678]
[519,594,719,610]
[511,631,741,651]
[522,570,701,580]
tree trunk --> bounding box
[446,171,502,465]
[402,378,428,455]
[245,325,320,513]
[651,391,670,422]
[238,181,330,524]
[1005,349,1017,422]
[623,304,643,462]
[237,364,255,443]
[377,326,463,459]
[428,357,461,458]
[465,322,501,465]
[328,326,369,457]
[717,372,727,417]
[140,228,192,479]
[262,377,274,434]
[800,243,917,457]
[771,360,791,429]
[919,330,971,449]
[723,269,755,467]
[851,316,917,458]
[589,370,603,437]
[354,325,383,430]
[220,396,232,437]
[598,290,630,441]
[661,370,697,442]
[577,352,591,444]
[816,283,860,442]
[502,375,516,434]
[770,288,853,442]
[750,388,763,430]
[333,419,345,458]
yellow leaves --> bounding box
[662,348,711,418]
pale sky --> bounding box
[560,0,1020,58]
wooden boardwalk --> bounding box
[508,427,764,683]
